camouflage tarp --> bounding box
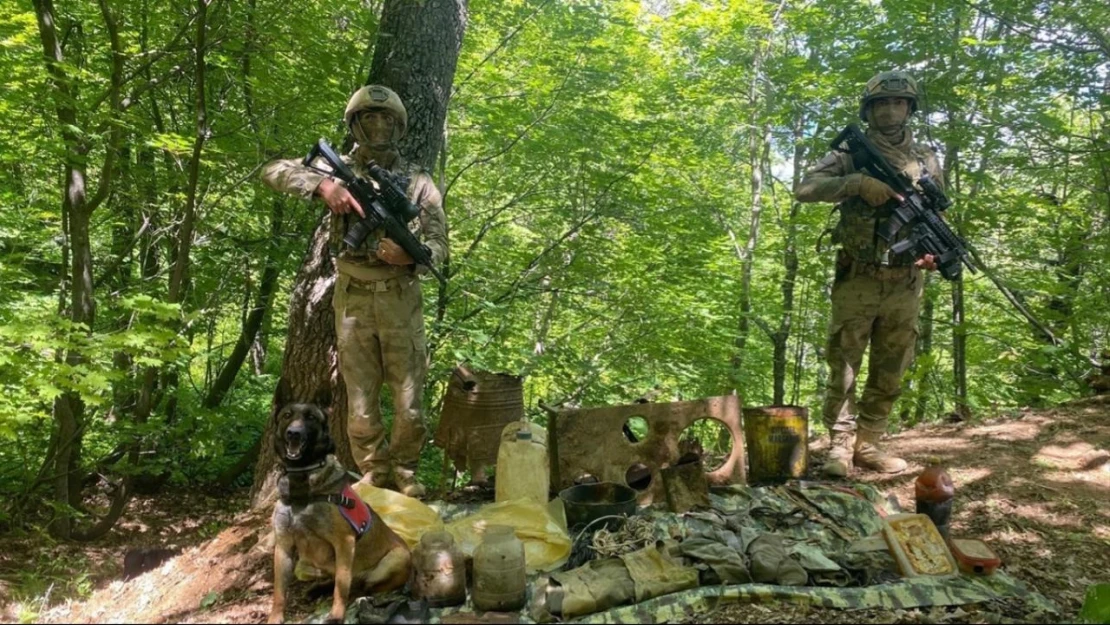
[339,572,1055,624]
[316,482,1061,624]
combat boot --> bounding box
[392,467,426,499]
[853,432,908,474]
[821,432,854,478]
[356,470,392,489]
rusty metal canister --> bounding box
[434,366,524,469]
[743,406,809,484]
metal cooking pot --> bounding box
[558,482,638,532]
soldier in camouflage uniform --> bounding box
[262,85,448,498]
[795,71,942,477]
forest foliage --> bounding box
[1,0,1107,532]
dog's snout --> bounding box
[285,422,306,440]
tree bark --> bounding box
[731,0,785,386]
[368,0,469,170]
[204,0,285,411]
[34,0,94,539]
[772,114,806,405]
[914,284,935,424]
[250,0,469,506]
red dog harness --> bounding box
[335,485,373,538]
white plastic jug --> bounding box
[494,421,550,504]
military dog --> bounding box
[268,403,412,624]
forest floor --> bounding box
[2,396,1106,624]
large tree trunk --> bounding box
[369,0,469,171]
[249,218,354,506]
[250,0,469,506]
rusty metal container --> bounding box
[660,456,709,513]
[434,366,524,472]
[743,406,808,484]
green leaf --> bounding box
[1080,584,1110,624]
[200,591,219,609]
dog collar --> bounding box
[283,459,328,474]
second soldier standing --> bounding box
[262,85,448,498]
[795,71,942,478]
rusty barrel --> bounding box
[434,367,524,468]
[743,405,808,484]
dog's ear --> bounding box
[272,404,290,458]
[313,415,336,458]
[320,428,336,457]
[274,377,294,408]
[311,386,333,414]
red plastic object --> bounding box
[949,538,1001,576]
[915,466,955,539]
[915,465,954,502]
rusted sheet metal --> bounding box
[547,396,746,505]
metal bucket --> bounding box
[434,366,524,468]
[743,405,808,484]
[558,482,638,532]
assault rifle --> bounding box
[830,124,975,281]
[302,139,445,285]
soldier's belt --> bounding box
[852,261,915,281]
[347,275,401,292]
[336,257,414,282]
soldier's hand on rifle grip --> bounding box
[857,175,903,207]
[377,238,414,266]
[915,254,938,271]
[316,178,365,218]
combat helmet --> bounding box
[344,84,408,142]
[859,71,919,122]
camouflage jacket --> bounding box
[261,145,448,279]
[796,128,944,266]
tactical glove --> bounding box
[854,174,900,207]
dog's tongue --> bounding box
[286,440,304,460]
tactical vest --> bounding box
[832,138,942,266]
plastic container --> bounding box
[915,465,955,541]
[881,513,958,577]
[495,421,550,504]
[472,524,527,612]
[742,406,808,484]
[412,531,467,607]
[949,538,1001,576]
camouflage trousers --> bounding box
[822,262,923,437]
[333,266,428,477]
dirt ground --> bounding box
[3,397,1107,624]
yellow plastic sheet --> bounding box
[352,482,445,548]
[446,497,571,572]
